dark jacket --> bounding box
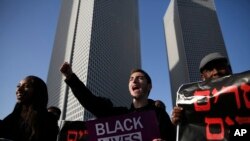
[65,73,176,141]
[0,104,59,141]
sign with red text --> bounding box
[58,121,89,141]
[176,70,250,141]
[86,110,160,141]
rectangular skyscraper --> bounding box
[47,0,141,121]
[163,0,230,106]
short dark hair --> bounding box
[130,69,152,84]
[48,106,61,120]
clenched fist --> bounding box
[60,62,73,78]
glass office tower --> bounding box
[47,0,141,121]
[163,0,230,106]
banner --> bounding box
[58,110,160,141]
[86,110,160,141]
[176,70,250,141]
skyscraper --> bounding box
[163,0,230,106]
[47,0,141,121]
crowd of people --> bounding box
[0,52,247,141]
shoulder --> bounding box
[148,99,166,111]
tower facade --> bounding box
[163,0,230,106]
[47,0,140,121]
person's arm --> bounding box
[60,62,113,117]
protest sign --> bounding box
[176,70,250,141]
[58,120,89,141]
[57,121,88,141]
[58,110,160,141]
[86,110,160,141]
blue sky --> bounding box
[0,0,249,119]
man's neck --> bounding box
[133,98,148,109]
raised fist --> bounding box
[60,62,73,78]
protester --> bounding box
[60,62,176,141]
[171,52,232,125]
[155,100,166,110]
[0,76,59,141]
[48,106,61,121]
[48,106,61,134]
[171,52,242,141]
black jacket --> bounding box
[0,104,59,141]
[65,74,176,141]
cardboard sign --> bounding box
[58,111,160,141]
[176,70,250,141]
[86,110,160,141]
[58,121,89,141]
